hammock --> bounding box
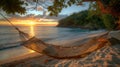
[20,34,108,59]
[0,13,109,59]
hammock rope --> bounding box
[0,13,109,59]
[0,13,18,30]
[0,13,31,41]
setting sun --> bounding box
[30,22,35,25]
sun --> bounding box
[29,22,35,25]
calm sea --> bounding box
[0,25,105,61]
[0,25,90,49]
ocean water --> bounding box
[0,25,89,49]
[0,25,105,61]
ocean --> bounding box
[0,25,89,49]
[0,25,105,61]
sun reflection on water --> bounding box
[30,25,35,37]
[30,22,35,37]
[29,22,36,53]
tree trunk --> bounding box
[96,0,110,14]
[116,17,120,30]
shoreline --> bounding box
[0,52,41,65]
[56,25,104,30]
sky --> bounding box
[27,2,89,15]
[60,3,89,15]
[0,2,89,26]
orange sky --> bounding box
[0,18,58,26]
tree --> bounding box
[1,0,119,18]
[0,0,26,14]
[48,0,120,17]
[48,0,120,30]
[58,10,108,30]
[0,0,119,18]
[0,0,52,15]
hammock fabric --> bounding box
[19,30,109,59]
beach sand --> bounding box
[1,44,120,67]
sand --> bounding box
[0,52,41,65]
[1,44,120,67]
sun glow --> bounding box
[29,22,35,25]
[0,19,58,26]
[29,22,35,37]
[30,25,35,37]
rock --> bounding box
[109,38,120,45]
[108,30,120,41]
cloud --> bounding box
[0,13,67,24]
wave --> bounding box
[0,41,22,50]
[0,38,55,50]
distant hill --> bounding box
[57,10,116,30]
[35,15,68,21]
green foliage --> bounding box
[0,0,26,14]
[58,10,106,30]
[49,0,118,30]
[48,0,79,16]
[88,2,101,18]
[48,0,120,17]
[101,14,116,30]
[58,10,116,30]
